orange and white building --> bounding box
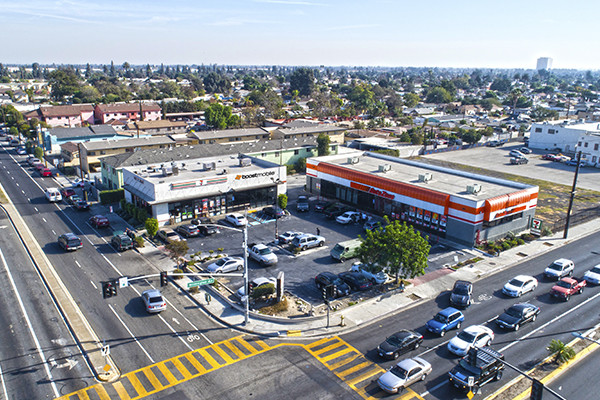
[306,152,538,246]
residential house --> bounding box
[94,102,162,124]
[575,133,600,168]
[191,128,271,144]
[272,125,346,144]
[529,120,600,154]
[44,125,135,154]
[25,104,95,127]
[125,120,188,135]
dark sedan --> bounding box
[314,201,335,212]
[315,272,350,298]
[324,205,353,219]
[176,224,200,238]
[263,206,286,219]
[496,303,540,331]
[450,280,473,308]
[377,330,424,360]
[74,200,90,211]
[192,217,220,235]
[338,271,373,291]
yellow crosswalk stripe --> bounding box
[223,340,247,360]
[73,389,90,400]
[313,340,345,356]
[328,352,361,370]
[337,361,372,379]
[197,348,221,369]
[321,347,354,363]
[112,381,131,400]
[126,373,149,397]
[211,344,235,364]
[142,368,163,391]
[184,353,207,374]
[235,337,260,354]
[171,358,193,380]
[398,389,422,400]
[157,362,179,385]
[93,384,111,400]
[306,337,334,349]
[254,340,270,351]
[345,367,382,388]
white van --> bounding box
[45,188,62,202]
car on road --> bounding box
[236,277,276,298]
[314,200,335,213]
[551,277,586,301]
[40,167,52,177]
[296,196,309,212]
[141,289,166,313]
[278,231,303,245]
[502,275,538,297]
[34,163,45,172]
[176,224,200,238]
[16,147,27,155]
[519,147,532,154]
[58,233,83,251]
[89,215,110,228]
[27,157,40,166]
[262,206,286,219]
[486,140,503,147]
[350,262,388,284]
[207,256,244,273]
[225,213,247,227]
[377,330,424,360]
[336,211,361,225]
[583,264,600,285]
[449,280,473,308]
[67,194,81,205]
[496,303,540,331]
[291,233,325,251]
[44,188,62,202]
[447,325,494,356]
[191,217,220,235]
[73,199,90,211]
[60,187,76,198]
[544,258,574,280]
[377,357,431,394]
[111,233,133,251]
[314,272,350,298]
[338,271,373,291]
[448,347,504,391]
[425,307,464,337]
[565,159,586,167]
[73,178,93,187]
[510,157,528,165]
[156,228,182,243]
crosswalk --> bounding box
[305,337,425,400]
[55,336,270,400]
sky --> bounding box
[1,0,598,70]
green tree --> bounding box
[317,133,330,156]
[547,339,575,364]
[34,147,43,159]
[278,194,288,209]
[48,68,81,100]
[205,103,237,130]
[145,218,159,237]
[9,126,18,136]
[461,130,482,144]
[166,240,189,264]
[289,68,315,97]
[295,157,306,172]
[530,106,559,121]
[357,218,430,283]
[426,87,453,103]
[403,93,420,108]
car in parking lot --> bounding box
[191,217,220,235]
[176,224,200,238]
[225,213,247,227]
[447,325,494,356]
[377,357,431,394]
[292,233,325,251]
[278,231,303,245]
[350,262,388,284]
[111,233,133,251]
[565,159,586,167]
[262,206,286,219]
[509,150,525,158]
[425,307,464,336]
[338,271,373,291]
[61,187,77,198]
[519,147,532,154]
[236,277,276,298]
[583,264,600,285]
[89,215,110,228]
[336,211,361,224]
[377,330,424,360]
[141,289,166,313]
[58,233,83,251]
[502,275,537,297]
[510,157,528,165]
[544,258,574,280]
[314,200,335,212]
[314,272,350,298]
[449,280,473,308]
[324,204,353,219]
[207,256,244,273]
[363,219,384,232]
[496,303,540,331]
[156,228,182,243]
[296,196,309,212]
[73,178,93,188]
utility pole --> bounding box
[243,211,249,326]
[563,151,582,239]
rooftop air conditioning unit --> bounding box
[172,164,179,175]
[419,173,433,183]
[467,184,482,194]
[203,162,216,171]
[239,158,252,167]
[161,166,173,176]
[348,156,359,165]
[379,164,391,173]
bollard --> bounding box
[340,315,345,327]
[205,292,211,305]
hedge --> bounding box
[99,189,125,205]
[252,283,275,299]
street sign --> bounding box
[101,345,110,357]
[118,277,128,288]
[531,218,542,235]
[187,278,215,288]
[468,376,474,387]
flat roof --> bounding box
[81,136,176,151]
[316,152,533,200]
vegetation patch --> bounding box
[258,297,289,315]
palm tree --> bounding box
[547,339,575,364]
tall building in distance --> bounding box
[536,57,553,71]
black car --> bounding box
[296,196,309,212]
[324,205,353,220]
[111,234,133,251]
[263,206,286,219]
[315,272,350,298]
[74,200,90,211]
[449,280,473,308]
[338,271,373,291]
[495,303,540,331]
[449,347,504,392]
[191,217,220,235]
[377,330,424,360]
[176,224,200,238]
[314,201,335,213]
[58,233,83,251]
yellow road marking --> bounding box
[223,340,247,360]
[287,330,302,336]
[112,381,131,400]
[157,362,179,385]
[399,389,424,400]
[184,353,207,374]
[313,340,345,356]
[345,367,383,388]
[327,353,360,370]
[170,358,193,380]
[73,388,90,400]
[211,344,235,363]
[321,347,354,363]
[93,384,112,400]
[306,337,333,349]
[197,348,221,369]
[337,361,372,378]
[235,337,260,354]
[142,368,163,391]
[126,373,149,397]
[254,340,270,351]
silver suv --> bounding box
[292,234,325,251]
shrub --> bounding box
[189,286,200,294]
[137,209,148,223]
[99,189,125,205]
[173,268,184,279]
[541,227,552,237]
[145,218,159,237]
[278,194,288,209]
[501,242,512,251]
[286,164,295,175]
[517,238,525,245]
[134,236,145,248]
[259,297,289,314]
[251,283,275,299]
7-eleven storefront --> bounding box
[306,153,538,246]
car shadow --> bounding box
[434,291,451,308]
[124,297,152,318]
[42,242,67,255]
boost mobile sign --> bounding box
[235,170,275,180]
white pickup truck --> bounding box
[248,243,278,266]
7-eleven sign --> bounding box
[531,218,542,234]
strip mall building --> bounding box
[306,152,538,246]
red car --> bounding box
[89,215,110,228]
[40,168,52,177]
[34,163,45,171]
[551,277,586,301]
[61,187,76,198]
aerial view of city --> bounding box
[0,1,599,399]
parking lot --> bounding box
[423,142,600,191]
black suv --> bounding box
[315,272,350,298]
[448,347,504,392]
[450,280,473,308]
[58,233,83,251]
[111,234,133,251]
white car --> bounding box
[141,289,167,314]
[447,325,494,356]
[377,357,432,394]
[207,256,244,273]
[336,211,361,225]
[236,277,276,298]
[44,188,62,202]
[225,213,248,227]
[73,178,93,187]
[16,147,27,155]
[502,275,538,297]
[544,258,574,280]
[350,262,388,284]
[278,231,303,244]
[584,264,600,285]
[28,157,41,166]
[509,150,525,158]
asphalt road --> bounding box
[548,339,599,400]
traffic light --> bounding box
[110,281,117,297]
[530,379,543,400]
[103,282,114,299]
[321,286,328,300]
[160,271,168,287]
